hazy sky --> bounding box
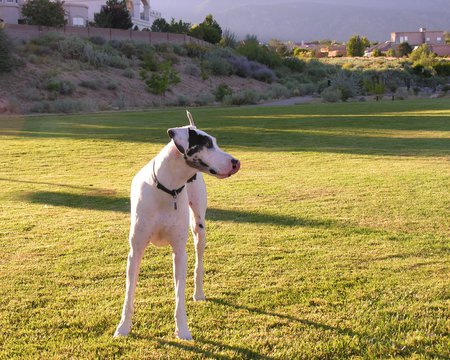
[149,0,450,42]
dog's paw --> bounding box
[176,329,193,341]
[114,321,132,338]
[193,292,206,301]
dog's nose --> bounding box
[231,158,239,169]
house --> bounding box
[364,41,393,57]
[327,45,347,57]
[0,0,160,29]
[391,28,445,46]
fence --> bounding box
[3,24,211,46]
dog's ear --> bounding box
[186,110,196,128]
[167,127,189,154]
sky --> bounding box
[149,0,450,42]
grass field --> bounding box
[0,99,449,359]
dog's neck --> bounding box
[153,142,197,190]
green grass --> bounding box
[1,99,449,359]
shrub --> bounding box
[172,43,188,57]
[44,79,76,95]
[329,71,360,101]
[107,80,118,90]
[224,89,261,105]
[204,53,233,76]
[227,55,277,83]
[89,36,107,46]
[141,50,159,71]
[108,54,130,69]
[0,29,14,73]
[143,62,180,95]
[214,83,233,101]
[58,36,86,59]
[80,79,103,90]
[433,62,450,76]
[184,63,201,77]
[119,40,137,58]
[282,57,305,72]
[267,83,290,99]
[237,35,282,69]
[122,68,135,78]
[321,87,342,102]
[21,0,65,27]
[185,43,208,58]
[395,87,409,100]
[169,94,191,107]
[193,92,215,106]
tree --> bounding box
[268,39,290,57]
[347,35,367,57]
[409,44,436,67]
[169,18,191,34]
[219,29,237,48]
[444,31,450,44]
[93,0,132,30]
[0,29,14,73]
[397,42,413,57]
[151,18,170,32]
[190,14,222,44]
[21,0,65,27]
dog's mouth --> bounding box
[185,159,240,178]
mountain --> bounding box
[151,0,450,42]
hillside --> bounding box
[0,36,270,114]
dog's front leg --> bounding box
[172,248,192,340]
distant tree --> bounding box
[0,29,14,73]
[151,18,170,32]
[410,44,436,67]
[93,0,132,29]
[293,47,315,58]
[21,0,65,27]
[169,18,190,34]
[444,31,450,44]
[361,36,370,48]
[372,49,384,57]
[397,42,413,57]
[386,48,395,57]
[219,29,238,48]
[190,14,222,44]
[347,35,366,57]
[268,39,290,57]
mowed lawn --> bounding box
[0,99,449,359]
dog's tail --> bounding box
[186,110,196,128]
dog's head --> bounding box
[167,111,240,179]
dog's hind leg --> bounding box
[114,223,148,337]
[187,173,207,301]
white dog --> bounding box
[114,111,240,340]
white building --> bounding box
[0,0,160,29]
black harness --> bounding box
[151,162,196,210]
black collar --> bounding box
[151,162,196,210]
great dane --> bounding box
[114,111,240,340]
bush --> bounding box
[44,79,76,95]
[321,87,342,102]
[172,43,188,57]
[433,62,450,76]
[58,36,86,59]
[0,29,14,73]
[169,94,191,107]
[282,57,306,72]
[106,80,118,90]
[227,55,277,83]
[193,92,215,106]
[267,83,290,99]
[329,71,360,101]
[214,83,232,101]
[223,89,261,105]
[141,50,159,71]
[122,68,135,78]
[89,36,107,46]
[184,63,201,77]
[204,54,233,76]
[185,43,208,58]
[80,79,103,90]
[143,62,180,95]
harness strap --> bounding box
[152,162,196,210]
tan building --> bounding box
[391,28,445,46]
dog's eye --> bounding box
[206,138,213,149]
